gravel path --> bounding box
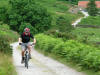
[72,10,89,27]
[11,42,85,75]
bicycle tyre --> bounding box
[25,55,28,69]
[26,55,29,69]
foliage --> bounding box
[0,53,17,75]
[87,0,98,16]
[35,34,100,71]
[35,0,83,28]
[61,0,79,4]
[0,24,10,30]
[19,22,37,34]
[56,16,73,32]
[0,0,52,34]
[35,34,63,53]
[0,0,83,34]
[0,24,18,55]
[71,27,100,43]
[0,24,19,42]
[79,16,100,25]
[44,29,76,40]
[0,35,12,55]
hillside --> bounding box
[0,24,18,75]
[35,0,83,24]
[1,0,100,75]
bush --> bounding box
[0,7,8,22]
[0,24,19,42]
[56,16,73,33]
[19,22,37,34]
[0,35,12,55]
[35,34,63,53]
[35,34,100,71]
[87,0,98,16]
[0,0,52,33]
[0,24,10,30]
[44,29,76,40]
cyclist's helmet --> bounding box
[24,28,30,32]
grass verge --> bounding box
[71,27,100,43]
[0,24,18,75]
[0,53,17,75]
[35,48,100,75]
[79,16,100,26]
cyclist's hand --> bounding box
[19,43,22,45]
[32,43,35,45]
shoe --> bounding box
[21,57,25,64]
[21,59,24,64]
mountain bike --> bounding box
[19,43,34,69]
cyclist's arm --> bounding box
[30,34,36,44]
[33,38,36,44]
[19,37,22,43]
[18,34,22,43]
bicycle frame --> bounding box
[24,46,29,69]
[19,43,34,69]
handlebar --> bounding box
[19,43,35,46]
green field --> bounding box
[79,16,100,26]
[72,27,100,42]
[35,0,83,24]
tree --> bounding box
[56,16,73,33]
[87,0,98,16]
[19,22,37,34]
[0,0,52,34]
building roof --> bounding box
[78,1,100,8]
[96,1,100,8]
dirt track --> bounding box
[11,42,85,75]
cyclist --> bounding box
[18,28,36,63]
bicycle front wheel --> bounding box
[25,55,29,69]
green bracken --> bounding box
[35,34,100,71]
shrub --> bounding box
[56,16,73,33]
[44,29,76,40]
[35,34,100,71]
[19,22,37,34]
[0,0,52,33]
[87,0,98,16]
[0,24,19,42]
[0,7,8,22]
[0,35,12,55]
[35,34,63,53]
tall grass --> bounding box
[0,53,17,75]
[0,24,19,43]
[35,34,100,72]
[72,27,100,42]
[79,16,100,25]
[0,24,18,75]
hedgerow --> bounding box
[0,0,52,34]
[35,34,100,71]
[0,24,18,55]
[0,35,12,55]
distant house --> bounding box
[78,1,100,8]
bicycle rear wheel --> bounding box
[25,54,29,69]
